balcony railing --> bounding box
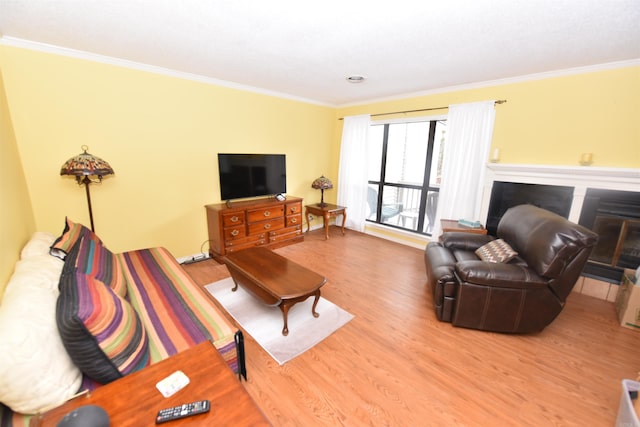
[367,184,439,235]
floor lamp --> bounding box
[60,145,115,232]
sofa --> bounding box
[0,218,243,425]
[424,205,598,333]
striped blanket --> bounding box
[1,246,241,426]
[118,247,238,370]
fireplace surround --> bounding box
[480,164,640,283]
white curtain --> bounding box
[432,101,496,237]
[337,114,371,232]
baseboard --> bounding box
[364,223,431,250]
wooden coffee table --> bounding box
[223,247,327,336]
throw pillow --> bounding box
[0,233,82,414]
[72,236,127,298]
[57,238,149,384]
[50,217,102,260]
[20,231,57,260]
[475,239,518,263]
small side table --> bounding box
[305,203,347,240]
[33,341,268,426]
[440,219,488,235]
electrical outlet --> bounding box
[308,214,314,220]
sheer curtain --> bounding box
[432,101,496,237]
[337,114,371,232]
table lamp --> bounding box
[311,175,333,207]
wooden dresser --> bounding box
[206,196,304,259]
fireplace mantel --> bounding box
[479,163,640,223]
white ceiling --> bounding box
[0,0,639,106]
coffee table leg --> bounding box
[312,290,321,318]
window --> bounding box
[367,118,446,235]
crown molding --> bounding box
[2,35,638,109]
[0,36,332,108]
[338,58,640,108]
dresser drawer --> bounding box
[223,226,247,240]
[225,234,265,248]
[247,206,284,223]
[248,218,284,235]
[286,202,302,215]
[222,212,245,227]
[286,213,302,227]
[268,226,303,243]
[226,239,267,253]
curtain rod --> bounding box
[338,99,507,120]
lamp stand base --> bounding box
[319,189,327,208]
[83,178,95,232]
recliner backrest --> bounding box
[497,205,598,279]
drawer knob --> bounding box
[291,207,298,213]
[263,211,271,217]
[230,215,239,222]
[291,218,297,223]
[231,229,239,237]
[264,223,271,229]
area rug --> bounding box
[204,277,354,365]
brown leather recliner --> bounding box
[424,205,598,333]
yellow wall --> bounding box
[0,64,36,296]
[1,42,638,290]
[336,66,640,167]
[0,45,335,257]
[335,65,640,247]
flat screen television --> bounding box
[218,153,287,201]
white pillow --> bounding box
[0,233,82,414]
[20,231,57,260]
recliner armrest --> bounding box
[441,232,495,251]
[455,260,547,289]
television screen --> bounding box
[218,154,287,201]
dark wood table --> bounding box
[305,203,346,240]
[32,341,269,427]
[440,219,488,235]
[223,246,327,336]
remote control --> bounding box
[155,400,210,424]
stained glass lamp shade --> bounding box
[60,145,114,231]
[311,175,333,207]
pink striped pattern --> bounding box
[1,240,239,426]
[57,237,150,384]
[118,247,238,371]
[49,217,102,260]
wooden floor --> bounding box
[184,227,639,426]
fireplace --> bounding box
[578,189,640,281]
[486,182,573,236]
[480,164,640,283]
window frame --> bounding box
[367,115,447,235]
